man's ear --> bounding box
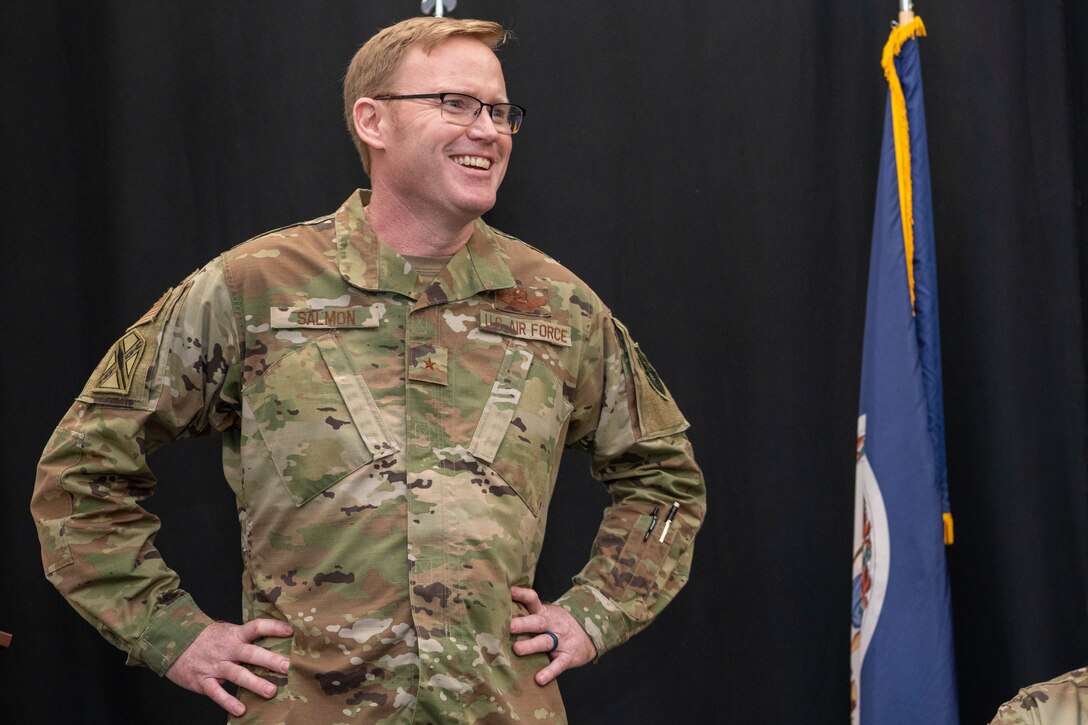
[353,98,386,151]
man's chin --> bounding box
[452,192,498,220]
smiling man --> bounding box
[31,17,705,724]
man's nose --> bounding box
[466,108,501,139]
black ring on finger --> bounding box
[543,630,559,653]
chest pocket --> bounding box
[246,333,398,506]
[468,342,573,516]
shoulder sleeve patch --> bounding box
[91,329,146,397]
[79,279,194,409]
[611,317,689,439]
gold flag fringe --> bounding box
[880,15,927,313]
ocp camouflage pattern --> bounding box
[32,190,706,723]
[990,667,1088,725]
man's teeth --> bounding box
[452,155,491,170]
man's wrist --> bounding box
[552,585,630,661]
[127,591,215,676]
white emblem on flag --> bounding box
[850,414,890,723]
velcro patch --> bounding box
[408,344,448,386]
[495,286,551,316]
[91,329,146,396]
[271,306,380,329]
[131,288,173,328]
[79,278,194,408]
[479,310,571,347]
[612,318,688,439]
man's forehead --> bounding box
[391,37,506,93]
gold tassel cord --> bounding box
[882,17,952,546]
[880,15,927,313]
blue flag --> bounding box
[850,16,959,724]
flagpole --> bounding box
[899,1,914,24]
[421,0,455,17]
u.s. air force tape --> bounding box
[478,310,571,347]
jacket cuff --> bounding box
[553,584,631,660]
[126,591,215,676]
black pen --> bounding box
[658,502,680,543]
[643,506,660,541]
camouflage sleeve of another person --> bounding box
[30,258,240,675]
[989,667,1088,725]
[553,314,706,658]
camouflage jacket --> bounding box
[32,190,705,723]
[991,667,1088,725]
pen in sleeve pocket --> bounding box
[658,501,680,543]
[643,505,660,541]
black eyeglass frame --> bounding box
[372,92,526,134]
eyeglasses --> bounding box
[373,92,526,135]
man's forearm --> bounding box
[557,432,705,657]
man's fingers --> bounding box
[507,591,597,684]
[165,619,293,714]
[233,620,292,673]
[533,655,568,686]
[199,677,246,717]
[236,642,291,674]
[508,613,547,636]
[512,632,557,656]
[239,618,294,642]
[510,586,542,612]
[218,661,280,700]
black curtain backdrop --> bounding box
[2,1,1087,722]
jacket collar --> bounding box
[336,189,515,307]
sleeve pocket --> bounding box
[597,512,687,603]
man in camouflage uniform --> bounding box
[991,668,1088,725]
[31,16,705,723]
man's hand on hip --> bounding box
[509,586,597,686]
[165,619,293,717]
